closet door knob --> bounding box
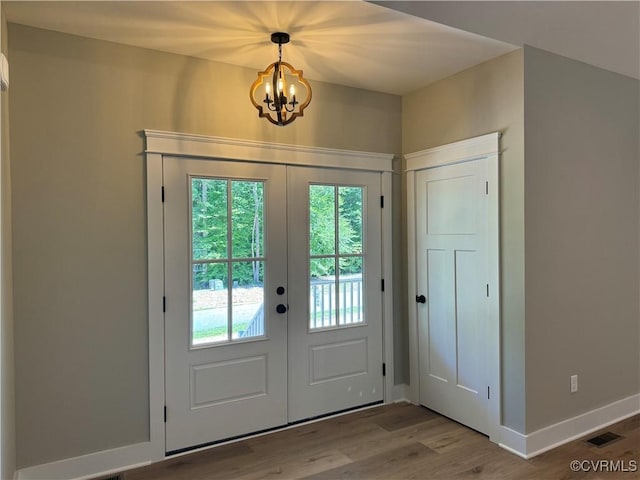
[416,295,426,304]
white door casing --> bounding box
[144,130,395,460]
[406,132,500,441]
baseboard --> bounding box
[499,393,640,459]
[498,426,528,459]
[391,383,410,403]
[17,393,637,477]
[14,442,151,480]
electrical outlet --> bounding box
[570,374,578,393]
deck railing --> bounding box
[239,275,364,336]
[239,304,264,338]
[310,275,363,329]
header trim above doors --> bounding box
[405,132,500,171]
[143,130,395,172]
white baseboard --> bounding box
[391,383,411,403]
[15,442,151,480]
[499,393,640,459]
[17,393,638,477]
[12,399,399,480]
[498,426,528,459]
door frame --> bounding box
[405,132,501,442]
[143,129,395,461]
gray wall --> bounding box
[523,46,640,432]
[402,49,526,433]
[8,24,402,468]
[401,45,640,435]
[1,4,16,480]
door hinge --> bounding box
[485,181,489,195]
[163,296,166,312]
[164,406,167,423]
[486,284,489,297]
[161,186,165,202]
[382,363,386,377]
[381,279,385,292]
[380,195,384,208]
[487,386,490,399]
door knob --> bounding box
[276,286,285,295]
[416,295,426,304]
[276,304,288,314]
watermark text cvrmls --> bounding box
[570,460,637,473]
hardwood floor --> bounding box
[122,403,639,479]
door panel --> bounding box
[416,159,489,435]
[287,167,383,422]
[164,158,287,452]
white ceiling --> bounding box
[2,1,519,95]
[376,1,640,81]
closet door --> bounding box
[415,158,491,435]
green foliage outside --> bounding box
[192,179,363,289]
[309,185,363,277]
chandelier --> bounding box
[250,32,312,126]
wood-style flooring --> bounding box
[122,403,639,479]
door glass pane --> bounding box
[309,257,337,329]
[192,262,228,345]
[339,257,364,325]
[191,178,228,260]
[190,177,268,346]
[232,261,265,339]
[338,186,363,254]
[232,181,264,259]
[309,185,336,255]
[309,184,365,331]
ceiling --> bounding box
[2,1,519,95]
[377,1,640,81]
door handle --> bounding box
[276,304,288,314]
[416,295,426,304]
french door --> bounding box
[164,159,288,452]
[163,158,383,453]
[288,167,384,422]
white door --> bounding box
[164,158,288,453]
[287,167,384,422]
[415,158,490,435]
[164,160,385,452]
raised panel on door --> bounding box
[287,167,384,422]
[416,159,490,435]
[163,158,288,453]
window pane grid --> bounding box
[309,184,365,331]
[191,177,266,346]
